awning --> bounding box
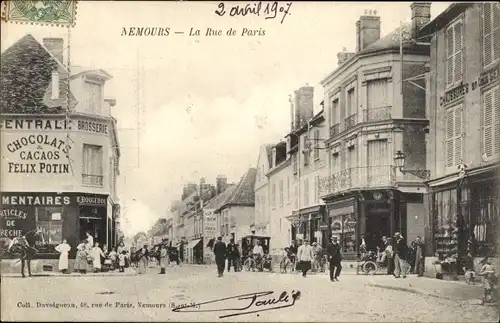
[187,238,202,249]
[428,174,460,188]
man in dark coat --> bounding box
[226,239,236,272]
[393,232,409,278]
[213,236,227,277]
[326,236,342,282]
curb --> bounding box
[1,271,138,278]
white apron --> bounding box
[55,243,71,270]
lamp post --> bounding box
[393,150,430,180]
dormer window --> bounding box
[85,80,102,114]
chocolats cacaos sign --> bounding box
[3,130,72,174]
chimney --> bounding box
[410,3,431,39]
[356,9,381,52]
[43,38,64,65]
[216,175,227,195]
[293,89,301,129]
[337,47,356,66]
[51,71,60,100]
[289,94,295,131]
[295,84,314,127]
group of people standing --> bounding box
[374,233,425,278]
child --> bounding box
[463,252,476,285]
[118,251,126,273]
[478,257,497,304]
[108,248,118,271]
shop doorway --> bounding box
[365,210,391,251]
[79,206,106,247]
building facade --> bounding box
[318,4,431,259]
[419,2,499,276]
[254,144,273,236]
[286,97,329,249]
[0,35,121,259]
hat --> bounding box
[395,232,401,236]
[312,242,317,246]
[331,236,338,240]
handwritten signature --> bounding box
[171,290,301,318]
[215,2,292,24]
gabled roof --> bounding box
[204,184,237,210]
[419,3,474,36]
[360,22,427,55]
[216,168,257,211]
[1,34,77,114]
[71,69,113,81]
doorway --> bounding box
[365,211,391,251]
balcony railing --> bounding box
[82,174,103,186]
[330,123,340,137]
[363,106,392,122]
[318,166,396,196]
[344,114,357,131]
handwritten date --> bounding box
[215,1,292,24]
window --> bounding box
[303,135,310,165]
[303,178,309,206]
[445,105,463,168]
[331,152,340,175]
[482,85,500,158]
[286,176,291,203]
[292,154,298,174]
[279,180,284,206]
[272,184,276,208]
[346,88,356,116]
[36,206,63,246]
[483,3,500,67]
[331,99,339,126]
[82,144,103,186]
[446,19,463,86]
[85,81,102,114]
[313,129,320,160]
[366,79,390,121]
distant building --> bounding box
[254,144,273,237]
[0,34,121,259]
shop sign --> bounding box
[4,133,72,174]
[203,209,217,239]
[76,119,109,135]
[439,66,499,106]
[0,206,36,239]
[0,119,69,130]
[76,195,107,206]
[1,193,71,206]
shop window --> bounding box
[36,206,63,248]
[331,214,356,253]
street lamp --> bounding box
[393,150,430,180]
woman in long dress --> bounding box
[137,245,149,274]
[91,242,106,272]
[55,239,71,274]
[75,240,89,274]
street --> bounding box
[1,265,498,322]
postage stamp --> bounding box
[2,0,77,27]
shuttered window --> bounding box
[313,129,320,160]
[303,135,310,165]
[331,99,339,126]
[331,152,340,174]
[482,85,500,158]
[445,105,463,168]
[446,19,463,86]
[483,3,500,67]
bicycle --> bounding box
[279,256,293,273]
[243,255,257,271]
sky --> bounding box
[1,1,451,237]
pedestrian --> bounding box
[118,251,126,272]
[297,239,314,277]
[327,236,342,282]
[393,232,409,278]
[213,236,227,277]
[75,240,89,274]
[109,248,118,271]
[411,236,425,277]
[233,244,241,272]
[384,238,395,275]
[117,241,126,255]
[159,244,168,274]
[55,239,71,274]
[137,245,149,274]
[226,239,236,272]
[91,242,105,272]
[289,240,298,271]
[85,232,94,250]
[479,257,497,304]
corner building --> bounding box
[318,4,432,258]
[0,35,121,260]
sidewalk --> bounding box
[366,274,485,302]
[1,268,138,278]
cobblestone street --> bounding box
[1,265,498,322]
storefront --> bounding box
[426,165,499,276]
[288,205,327,248]
[0,192,110,259]
[323,189,423,259]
